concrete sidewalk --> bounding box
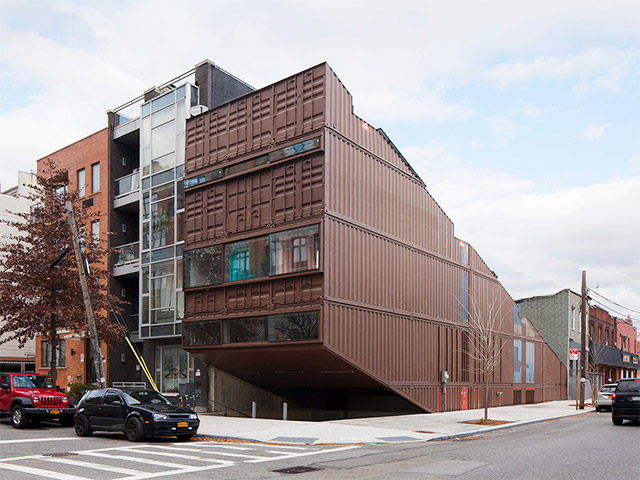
[196,400,594,445]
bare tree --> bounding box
[461,294,508,421]
[587,341,608,403]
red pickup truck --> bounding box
[0,373,75,428]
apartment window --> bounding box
[91,162,100,193]
[91,220,99,243]
[225,237,269,282]
[571,308,576,330]
[605,328,610,346]
[184,245,222,288]
[525,342,535,383]
[41,340,65,367]
[514,339,522,383]
[598,326,603,343]
[269,225,319,275]
[77,168,85,197]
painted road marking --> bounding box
[0,440,361,480]
[0,437,79,445]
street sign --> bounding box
[569,348,579,360]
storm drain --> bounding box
[42,452,79,457]
[270,466,324,474]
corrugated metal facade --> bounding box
[183,63,566,415]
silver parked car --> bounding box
[595,383,617,412]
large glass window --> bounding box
[91,162,100,193]
[513,339,522,383]
[41,340,65,368]
[151,120,175,160]
[151,199,175,248]
[525,342,535,383]
[269,225,319,275]
[224,317,268,343]
[91,220,100,243]
[183,321,222,346]
[182,312,319,347]
[225,237,269,281]
[184,246,222,288]
[268,312,319,342]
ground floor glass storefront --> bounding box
[154,345,194,393]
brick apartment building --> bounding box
[589,305,639,383]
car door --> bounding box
[0,375,10,413]
[82,389,106,427]
[98,390,126,430]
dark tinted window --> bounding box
[104,391,123,405]
[0,376,8,390]
[617,380,640,393]
[83,389,105,405]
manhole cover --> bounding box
[270,466,323,474]
[43,452,78,457]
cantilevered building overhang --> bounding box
[182,63,566,415]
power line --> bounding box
[587,287,640,315]
[589,297,639,324]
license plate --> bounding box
[49,409,60,414]
[178,422,188,427]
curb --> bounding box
[429,410,595,442]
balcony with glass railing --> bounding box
[113,242,140,277]
[114,171,140,209]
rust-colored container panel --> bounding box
[186,64,326,177]
[325,217,475,322]
[185,153,324,245]
[185,273,323,321]
[324,128,461,260]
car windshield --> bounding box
[12,375,54,389]
[126,390,172,405]
[121,392,141,405]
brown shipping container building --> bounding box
[182,63,566,416]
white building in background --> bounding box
[0,171,37,372]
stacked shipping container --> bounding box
[182,63,566,416]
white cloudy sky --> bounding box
[1,1,639,334]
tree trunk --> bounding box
[484,372,490,421]
[49,314,57,383]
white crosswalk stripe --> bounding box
[0,440,360,479]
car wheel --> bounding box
[60,415,75,427]
[126,417,146,442]
[612,414,623,426]
[595,406,601,412]
[11,406,28,429]
[74,414,92,436]
[176,433,194,441]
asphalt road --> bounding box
[0,411,637,479]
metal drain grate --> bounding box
[270,466,324,474]
[42,452,79,457]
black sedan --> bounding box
[74,388,199,441]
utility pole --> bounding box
[65,200,106,388]
[579,270,587,409]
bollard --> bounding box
[251,401,256,419]
[283,402,288,421]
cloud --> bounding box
[404,143,640,333]
[572,124,608,142]
[515,103,553,117]
[487,115,520,143]
[479,47,636,91]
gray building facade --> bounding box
[517,289,588,400]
